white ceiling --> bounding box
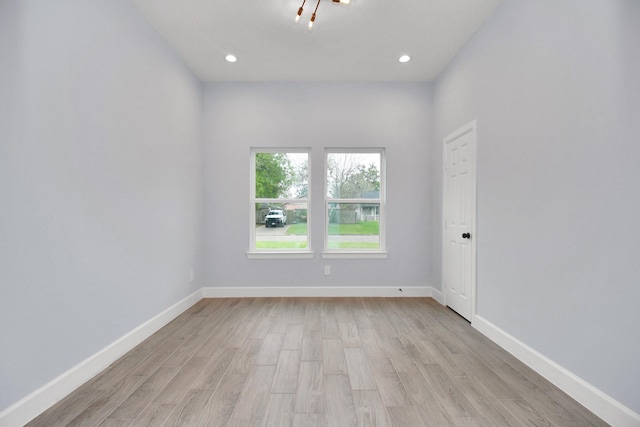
[131,0,503,82]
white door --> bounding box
[443,121,476,322]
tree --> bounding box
[340,164,380,197]
[327,153,380,198]
[255,153,293,198]
[292,160,309,198]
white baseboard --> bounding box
[0,289,203,427]
[473,315,640,427]
[202,285,439,299]
[429,287,444,305]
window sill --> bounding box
[247,251,315,260]
[322,251,388,259]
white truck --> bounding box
[264,209,287,228]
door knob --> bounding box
[462,232,471,239]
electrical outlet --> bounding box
[324,265,331,275]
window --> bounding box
[249,149,311,258]
[324,149,386,258]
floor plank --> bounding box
[322,338,348,375]
[194,373,246,426]
[353,390,391,427]
[256,333,284,366]
[295,360,324,414]
[271,350,301,393]
[368,357,412,407]
[229,365,276,422]
[282,323,304,350]
[386,406,425,427]
[325,374,357,427]
[344,348,377,391]
[106,366,179,421]
[130,403,177,427]
[262,393,295,427]
[152,357,209,404]
[67,376,146,427]
[161,388,215,426]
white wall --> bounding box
[433,0,640,414]
[0,0,203,412]
[203,83,433,289]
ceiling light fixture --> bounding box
[398,55,411,63]
[308,0,320,31]
[225,54,237,63]
[295,0,306,23]
[295,0,351,32]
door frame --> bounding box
[442,119,478,323]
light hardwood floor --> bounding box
[27,298,608,426]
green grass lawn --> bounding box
[285,221,379,236]
[256,241,308,249]
[327,242,379,249]
[286,223,308,235]
[257,221,379,249]
[257,241,377,249]
[330,221,379,235]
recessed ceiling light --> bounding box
[398,55,411,63]
[225,54,237,63]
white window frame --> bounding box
[323,148,388,259]
[248,148,313,259]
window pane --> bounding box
[326,153,380,199]
[255,203,308,249]
[256,152,308,199]
[327,202,380,249]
